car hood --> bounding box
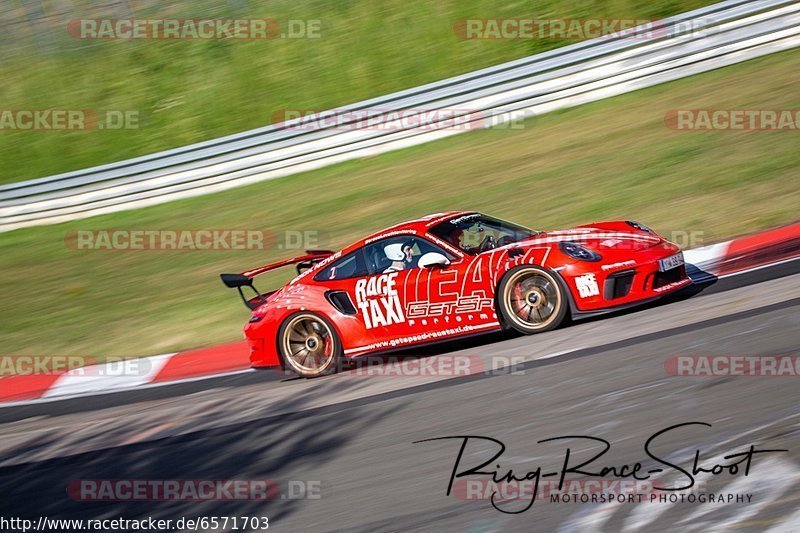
[515,227,663,253]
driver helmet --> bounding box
[384,243,405,261]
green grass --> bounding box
[0,0,713,183]
[0,48,797,360]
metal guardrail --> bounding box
[1,0,799,232]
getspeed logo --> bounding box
[406,295,493,318]
[354,272,405,329]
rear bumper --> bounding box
[244,324,282,368]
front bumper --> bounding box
[560,251,691,313]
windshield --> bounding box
[429,213,538,254]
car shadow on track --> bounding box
[0,379,406,524]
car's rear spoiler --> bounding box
[220,249,335,310]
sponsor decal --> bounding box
[290,250,340,284]
[449,213,482,225]
[406,295,493,318]
[601,260,636,271]
[600,238,622,247]
[652,279,690,293]
[364,229,416,245]
[574,273,600,298]
[354,273,405,329]
[345,323,499,354]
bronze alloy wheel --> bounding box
[279,313,340,377]
[498,266,567,334]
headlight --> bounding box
[559,241,601,262]
[626,220,654,234]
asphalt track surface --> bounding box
[0,262,798,532]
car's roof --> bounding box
[342,211,475,254]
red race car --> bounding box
[221,212,690,377]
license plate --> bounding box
[658,252,684,272]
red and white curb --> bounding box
[0,342,251,405]
[683,223,800,277]
[1,223,797,406]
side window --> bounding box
[314,250,369,281]
[363,236,454,275]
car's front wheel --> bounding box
[497,265,568,334]
[278,312,342,378]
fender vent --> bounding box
[325,290,357,315]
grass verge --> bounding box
[1,0,712,182]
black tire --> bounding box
[277,312,342,378]
[496,265,568,334]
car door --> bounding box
[311,247,391,354]
[367,235,496,347]
[313,242,423,354]
[404,240,501,340]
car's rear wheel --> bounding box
[497,265,568,334]
[278,312,341,378]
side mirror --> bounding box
[418,252,450,269]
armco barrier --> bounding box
[1,0,799,232]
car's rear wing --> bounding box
[220,250,335,310]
